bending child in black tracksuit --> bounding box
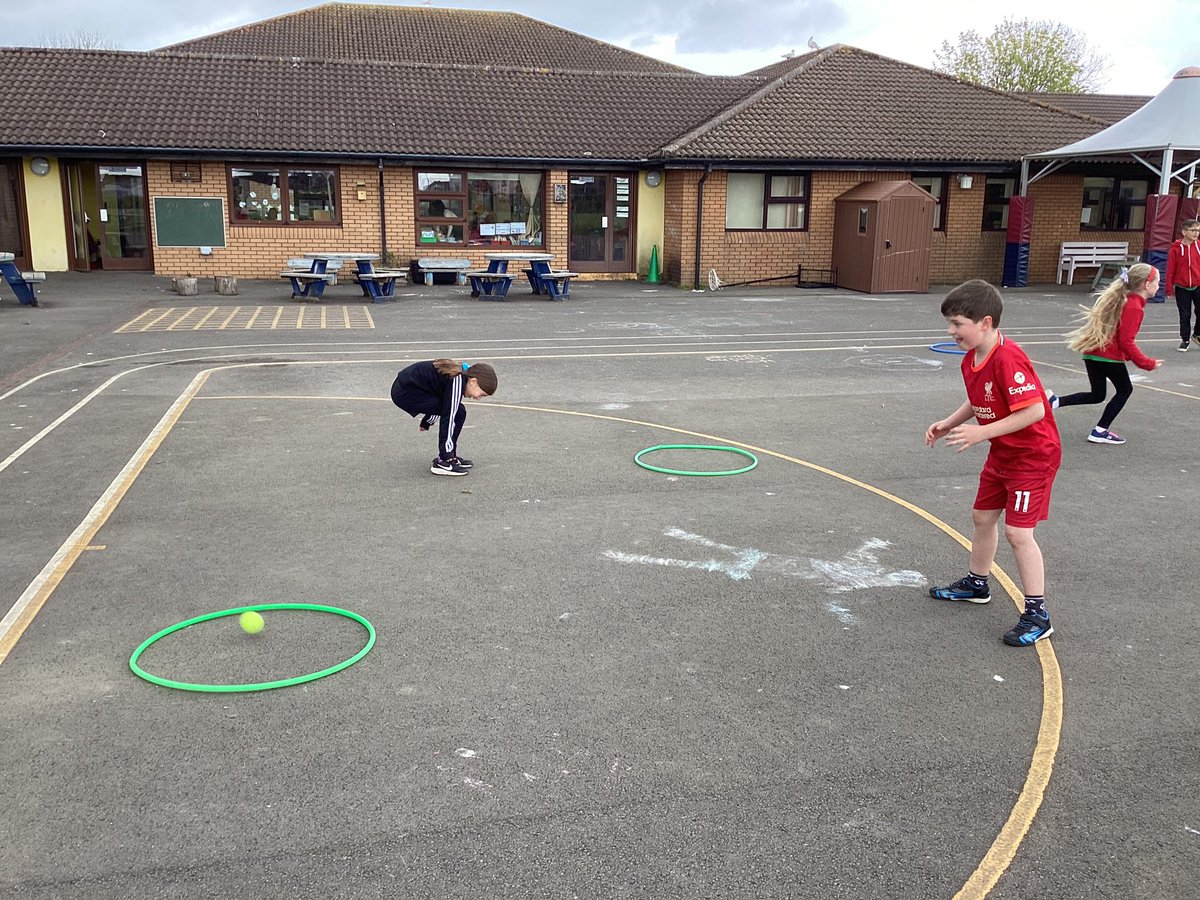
[390,359,498,476]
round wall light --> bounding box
[30,157,51,176]
[644,170,663,187]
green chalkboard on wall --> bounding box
[152,197,227,247]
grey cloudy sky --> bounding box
[2,0,1193,94]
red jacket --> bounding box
[1165,239,1200,294]
[1083,294,1157,371]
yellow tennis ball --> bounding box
[239,611,264,634]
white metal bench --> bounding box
[416,257,470,286]
[1057,242,1137,286]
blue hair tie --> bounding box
[462,362,470,372]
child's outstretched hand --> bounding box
[418,417,432,432]
[925,420,951,447]
[945,422,984,452]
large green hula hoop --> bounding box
[634,443,758,476]
[129,602,376,693]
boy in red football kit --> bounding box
[925,280,1061,647]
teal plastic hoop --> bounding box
[129,603,376,693]
[634,443,758,476]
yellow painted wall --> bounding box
[24,158,69,271]
[636,171,664,278]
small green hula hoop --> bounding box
[129,602,376,693]
[634,443,758,476]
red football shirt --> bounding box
[960,334,1061,474]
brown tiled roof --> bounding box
[663,46,1111,164]
[0,49,749,160]
[1016,92,1151,124]
[158,2,693,75]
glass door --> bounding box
[568,173,635,273]
[97,164,151,270]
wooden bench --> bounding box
[1057,242,1137,286]
[0,254,42,306]
[464,269,516,299]
[279,270,336,300]
[416,257,471,286]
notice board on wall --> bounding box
[152,197,227,247]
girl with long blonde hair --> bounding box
[1045,263,1163,445]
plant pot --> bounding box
[214,275,238,295]
[175,277,199,296]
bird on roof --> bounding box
[808,36,819,50]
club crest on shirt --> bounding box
[984,381,995,402]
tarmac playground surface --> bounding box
[1,272,1196,899]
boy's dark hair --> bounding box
[940,279,1003,327]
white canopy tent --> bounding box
[1021,67,1200,195]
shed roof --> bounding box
[834,180,936,202]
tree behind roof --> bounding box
[933,18,1109,93]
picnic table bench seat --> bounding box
[523,267,579,300]
[352,268,408,301]
[1057,241,1138,286]
[279,270,336,301]
[464,269,517,299]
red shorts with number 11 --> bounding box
[974,458,1058,528]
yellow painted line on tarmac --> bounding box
[0,369,212,665]
[114,306,375,332]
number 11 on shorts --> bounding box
[1013,490,1031,513]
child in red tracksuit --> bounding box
[1165,219,1200,352]
[1044,263,1163,446]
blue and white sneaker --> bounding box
[1044,388,1059,409]
[1003,612,1053,646]
[929,576,991,604]
[1087,427,1125,445]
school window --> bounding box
[982,177,1015,231]
[229,166,339,224]
[725,172,809,230]
[1080,177,1149,230]
[911,174,947,230]
[415,171,544,247]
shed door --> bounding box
[874,199,934,292]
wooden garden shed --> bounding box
[832,181,936,293]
